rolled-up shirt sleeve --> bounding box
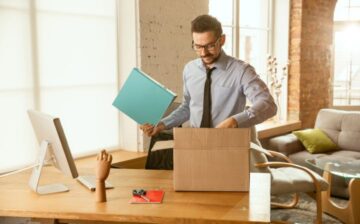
[233,65,277,127]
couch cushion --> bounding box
[338,113,360,152]
[315,109,343,145]
[293,128,338,154]
[315,109,360,152]
[271,167,328,195]
[263,133,305,156]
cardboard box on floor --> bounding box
[173,128,250,192]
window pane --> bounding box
[333,27,360,105]
[0,7,32,89]
[41,86,118,157]
[0,0,28,8]
[239,29,268,79]
[333,1,360,105]
[36,0,115,17]
[349,8,360,20]
[335,0,360,21]
[0,1,36,173]
[239,0,269,28]
[0,0,119,173]
[37,11,116,87]
[333,30,348,105]
[334,4,349,21]
[0,91,36,173]
[350,0,360,6]
[223,26,233,56]
[209,0,233,25]
[36,0,119,156]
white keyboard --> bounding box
[77,175,113,191]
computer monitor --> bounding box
[27,110,78,194]
[27,110,113,194]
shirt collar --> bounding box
[196,50,229,71]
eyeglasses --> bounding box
[192,37,220,52]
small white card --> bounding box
[152,140,174,151]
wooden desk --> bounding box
[0,167,270,223]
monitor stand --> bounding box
[28,140,69,195]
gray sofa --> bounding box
[262,109,360,198]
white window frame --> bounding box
[116,0,141,150]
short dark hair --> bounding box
[191,15,223,38]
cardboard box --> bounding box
[173,128,250,192]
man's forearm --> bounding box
[161,102,190,129]
[233,101,277,127]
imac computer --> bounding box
[27,110,112,195]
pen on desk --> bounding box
[140,194,150,202]
[133,189,150,202]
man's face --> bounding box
[192,31,225,66]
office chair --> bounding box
[145,102,181,170]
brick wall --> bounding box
[288,0,337,128]
[138,0,208,101]
[138,0,208,149]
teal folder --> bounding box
[112,68,177,125]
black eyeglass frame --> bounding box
[191,36,222,52]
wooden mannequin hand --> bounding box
[95,150,112,203]
[96,150,112,182]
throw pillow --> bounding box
[292,128,337,154]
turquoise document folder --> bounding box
[113,68,177,125]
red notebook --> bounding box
[129,190,165,204]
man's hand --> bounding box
[215,117,238,128]
[140,122,166,137]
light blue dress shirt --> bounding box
[161,51,277,128]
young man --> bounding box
[141,14,276,137]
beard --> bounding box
[201,52,220,65]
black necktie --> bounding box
[200,67,216,128]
